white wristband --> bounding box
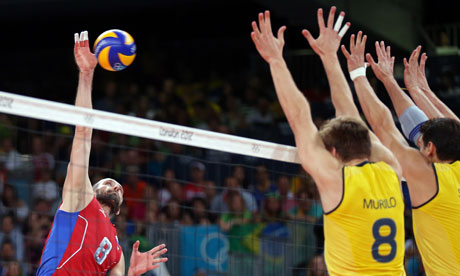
[349,66,366,81]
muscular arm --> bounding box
[251,11,341,211]
[61,32,98,212]
[357,43,437,206]
[339,32,402,176]
[403,46,443,119]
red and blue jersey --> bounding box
[37,197,122,275]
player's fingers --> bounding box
[386,45,391,59]
[341,45,351,59]
[277,26,286,45]
[251,21,261,35]
[74,33,79,47]
[151,248,168,258]
[79,31,85,48]
[264,10,273,35]
[403,57,409,68]
[413,45,421,62]
[334,11,344,32]
[258,12,264,34]
[150,243,166,254]
[375,41,383,58]
[350,34,355,51]
[366,53,377,68]
[338,22,350,38]
[302,29,316,47]
[83,31,89,48]
[420,53,427,72]
[153,257,168,264]
[362,35,367,50]
[132,240,140,253]
[356,31,362,46]
[327,6,336,29]
[391,56,395,68]
[317,8,326,31]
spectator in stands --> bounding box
[211,176,257,214]
[31,168,59,205]
[261,192,287,224]
[23,212,52,274]
[0,238,23,275]
[251,164,277,208]
[122,165,148,219]
[159,199,184,226]
[202,180,216,207]
[184,161,207,201]
[232,165,249,189]
[276,175,295,213]
[288,189,315,223]
[0,185,28,223]
[0,138,23,172]
[185,197,211,225]
[0,213,24,262]
[31,137,55,181]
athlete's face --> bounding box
[93,178,124,216]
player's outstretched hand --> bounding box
[416,50,431,92]
[251,10,286,64]
[302,6,350,58]
[341,31,367,72]
[128,241,168,276]
[366,41,395,82]
[74,31,97,73]
[403,45,422,90]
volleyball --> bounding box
[93,29,136,71]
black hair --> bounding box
[420,118,460,161]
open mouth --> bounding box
[96,192,121,216]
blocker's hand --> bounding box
[127,241,168,276]
[302,6,350,58]
[250,10,286,64]
[74,31,97,73]
[341,31,367,72]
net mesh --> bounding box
[0,111,421,275]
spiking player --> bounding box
[37,31,168,276]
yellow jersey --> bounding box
[324,161,405,275]
[412,161,460,275]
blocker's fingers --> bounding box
[277,26,286,44]
[252,21,261,35]
[79,32,85,47]
[264,11,273,35]
[338,22,350,38]
[350,34,355,51]
[258,13,264,34]
[362,35,368,48]
[334,11,344,31]
[356,31,362,45]
[317,8,326,30]
[341,45,351,59]
[302,29,316,47]
[327,6,337,29]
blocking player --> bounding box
[37,31,168,275]
[251,7,405,275]
[342,32,460,274]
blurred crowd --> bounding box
[0,48,459,275]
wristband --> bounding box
[349,66,366,81]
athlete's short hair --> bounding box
[319,116,371,163]
[420,118,460,161]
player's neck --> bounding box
[342,157,369,166]
[100,204,112,217]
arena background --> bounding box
[0,0,459,275]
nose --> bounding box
[114,185,121,193]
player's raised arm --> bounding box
[251,11,340,192]
[341,32,402,177]
[403,46,443,119]
[352,41,434,206]
[60,31,98,212]
[415,52,459,120]
[302,7,358,118]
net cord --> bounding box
[0,90,300,163]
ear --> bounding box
[426,141,437,158]
[331,147,338,158]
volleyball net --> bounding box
[0,91,419,276]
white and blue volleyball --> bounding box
[93,29,136,71]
